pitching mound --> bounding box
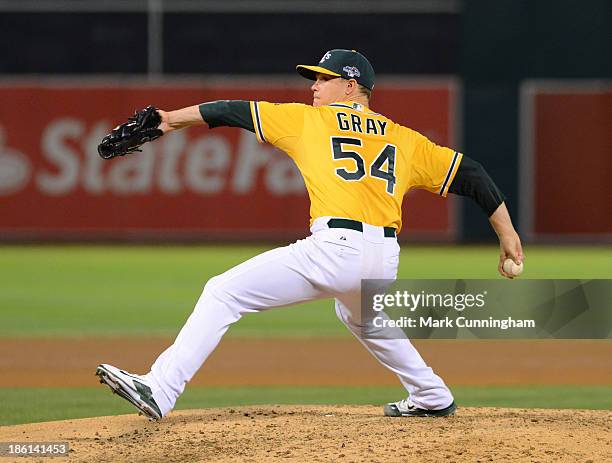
[1,406,610,462]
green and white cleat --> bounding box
[384,398,456,417]
[96,363,162,421]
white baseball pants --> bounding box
[147,217,453,416]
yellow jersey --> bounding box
[250,100,462,232]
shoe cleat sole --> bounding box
[96,366,161,421]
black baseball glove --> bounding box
[98,106,164,159]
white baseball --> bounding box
[503,258,523,277]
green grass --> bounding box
[1,385,611,426]
[1,246,608,426]
[0,245,610,337]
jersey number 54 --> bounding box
[331,136,397,195]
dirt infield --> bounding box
[1,406,610,462]
[2,339,611,461]
[1,338,611,387]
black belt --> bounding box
[327,218,396,238]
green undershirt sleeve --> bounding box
[449,155,505,217]
[198,100,255,132]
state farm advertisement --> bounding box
[0,80,458,241]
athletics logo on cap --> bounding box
[296,49,376,90]
[342,66,361,78]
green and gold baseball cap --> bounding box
[296,49,375,90]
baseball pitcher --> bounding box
[96,49,523,420]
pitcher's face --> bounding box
[311,73,351,107]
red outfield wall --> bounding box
[0,80,458,241]
[520,81,611,242]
